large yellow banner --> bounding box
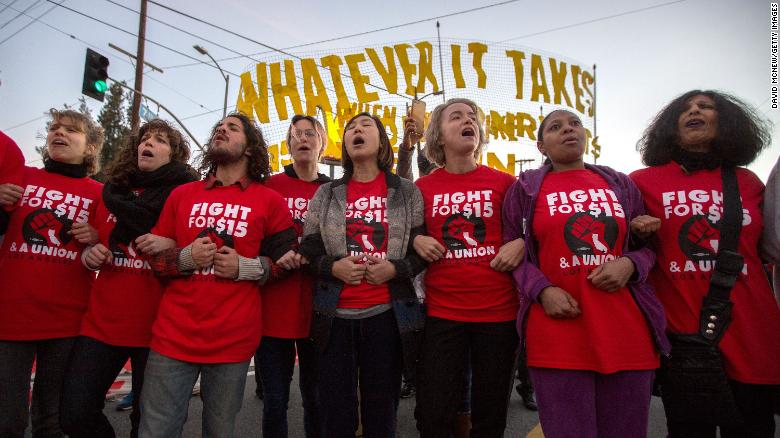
[235,39,597,175]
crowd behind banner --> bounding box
[0,88,778,438]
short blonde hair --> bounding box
[45,108,104,176]
[286,114,328,159]
[424,98,487,167]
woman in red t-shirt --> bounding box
[0,109,103,437]
[413,98,525,437]
[631,90,780,437]
[59,119,198,438]
[296,112,426,437]
[504,109,666,438]
[255,115,330,437]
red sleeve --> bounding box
[152,185,183,241]
[0,130,25,186]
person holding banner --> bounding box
[631,90,780,437]
[503,109,668,438]
[138,113,296,437]
[413,98,523,438]
[59,119,199,438]
[256,114,330,438]
[0,109,103,437]
[295,112,426,438]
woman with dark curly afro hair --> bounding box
[630,90,780,437]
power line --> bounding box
[499,0,688,42]
[43,0,243,78]
[146,0,412,100]
[0,4,215,131]
[0,0,213,111]
[0,0,20,15]
[0,0,42,30]
[103,0,263,66]
[0,0,61,46]
[161,0,524,70]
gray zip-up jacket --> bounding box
[298,171,427,370]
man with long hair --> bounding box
[139,113,296,437]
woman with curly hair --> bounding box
[138,113,296,437]
[59,119,199,438]
[631,90,780,437]
[0,109,103,437]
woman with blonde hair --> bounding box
[413,98,524,438]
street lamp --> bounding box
[417,90,444,101]
[193,44,229,118]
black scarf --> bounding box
[44,157,87,178]
[672,148,721,173]
[103,161,200,245]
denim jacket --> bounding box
[502,163,671,356]
[299,171,427,370]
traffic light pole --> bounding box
[109,78,203,152]
[130,0,148,131]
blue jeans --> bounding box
[317,310,402,438]
[256,337,321,438]
[138,350,249,438]
[0,337,75,438]
[60,336,149,438]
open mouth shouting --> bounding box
[461,126,475,139]
[351,135,366,147]
[213,132,229,144]
[562,135,580,146]
[140,149,155,158]
[49,138,68,147]
[684,118,705,128]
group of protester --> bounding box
[0,88,778,438]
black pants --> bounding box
[317,310,402,438]
[0,337,75,438]
[415,316,518,438]
[60,336,149,438]
[664,379,777,438]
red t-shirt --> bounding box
[338,174,390,309]
[0,167,102,340]
[631,162,780,384]
[151,180,293,363]
[0,130,26,211]
[526,169,658,373]
[261,172,322,338]
[0,130,24,185]
[415,165,518,322]
[80,199,163,347]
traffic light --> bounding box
[82,48,109,101]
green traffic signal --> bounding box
[82,48,109,102]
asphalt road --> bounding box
[96,368,681,437]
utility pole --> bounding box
[130,0,148,131]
